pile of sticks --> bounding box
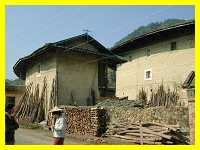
[148,84,179,108]
[15,78,47,123]
[106,122,189,144]
[137,88,147,107]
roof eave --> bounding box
[111,20,195,53]
[13,34,118,79]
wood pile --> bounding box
[64,107,92,135]
[106,122,189,144]
[90,107,108,136]
[48,106,108,136]
[15,78,47,123]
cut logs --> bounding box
[47,106,108,136]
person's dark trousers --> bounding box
[53,137,64,145]
[5,131,15,145]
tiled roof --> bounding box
[14,34,125,79]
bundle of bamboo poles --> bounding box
[148,84,179,108]
[137,88,147,107]
[15,78,47,123]
[106,122,189,144]
[49,78,57,111]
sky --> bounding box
[6,5,194,79]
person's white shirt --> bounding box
[52,114,65,138]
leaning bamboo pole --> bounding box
[15,77,48,123]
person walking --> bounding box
[5,104,19,145]
[49,106,65,145]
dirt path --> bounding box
[15,128,90,145]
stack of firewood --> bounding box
[15,78,47,123]
[64,106,108,136]
[48,106,108,136]
[106,122,189,144]
[90,107,108,136]
[64,106,92,135]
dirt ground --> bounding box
[15,127,134,145]
[15,128,92,145]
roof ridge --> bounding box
[53,33,89,45]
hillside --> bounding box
[6,78,25,86]
[114,18,193,47]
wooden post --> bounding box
[187,88,195,144]
[139,121,143,145]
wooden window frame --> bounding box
[144,69,152,80]
[146,49,151,56]
[170,42,177,50]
